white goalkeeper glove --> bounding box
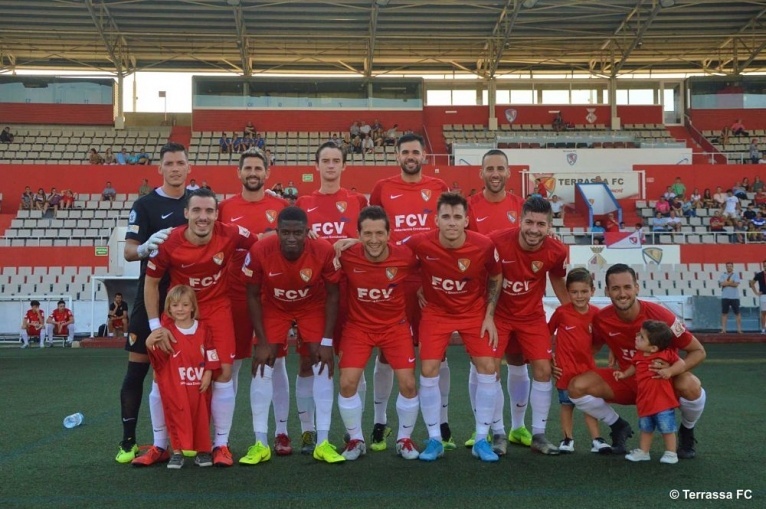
[137,227,173,259]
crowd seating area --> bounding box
[0,265,108,300]
[701,129,766,163]
[0,126,170,164]
[189,131,400,165]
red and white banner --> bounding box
[605,230,643,249]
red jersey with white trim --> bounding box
[370,175,448,243]
[403,230,500,316]
[467,192,525,234]
[146,222,256,307]
[548,303,599,389]
[218,193,289,300]
[296,188,368,241]
[25,309,45,335]
[242,235,340,313]
[339,242,417,331]
[490,227,567,319]
[631,349,681,417]
[50,308,74,335]
[593,300,694,371]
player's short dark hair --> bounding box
[605,263,637,286]
[115,293,123,298]
[522,196,552,222]
[437,191,468,213]
[57,299,65,306]
[566,267,594,288]
[642,320,673,350]
[358,206,390,232]
[186,188,218,208]
[481,149,508,167]
[239,148,269,171]
[31,300,40,307]
[395,133,425,151]
[278,206,308,226]
[159,142,188,161]
[315,141,346,164]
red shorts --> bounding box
[199,305,235,366]
[594,367,638,406]
[339,321,415,370]
[231,299,286,360]
[419,309,503,361]
[262,306,324,357]
[112,318,126,329]
[403,276,422,344]
[499,314,552,361]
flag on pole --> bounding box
[605,230,643,249]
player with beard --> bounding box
[368,133,453,451]
[218,149,290,454]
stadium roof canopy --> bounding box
[2,0,766,78]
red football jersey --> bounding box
[490,227,567,319]
[369,175,449,244]
[548,303,599,389]
[296,188,368,241]
[243,235,340,313]
[339,242,418,332]
[631,349,681,417]
[218,193,289,300]
[50,308,74,335]
[593,300,694,371]
[467,192,525,234]
[403,230,500,316]
[146,222,256,307]
[25,309,45,335]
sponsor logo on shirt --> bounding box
[161,212,173,219]
[300,268,313,282]
[230,216,243,222]
[389,194,403,200]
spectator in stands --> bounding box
[116,147,129,165]
[550,195,565,219]
[722,189,740,219]
[718,262,743,334]
[751,213,766,239]
[605,212,620,232]
[591,219,606,244]
[732,182,748,199]
[689,188,702,209]
[372,119,383,137]
[734,219,748,244]
[720,126,731,149]
[102,181,117,202]
[138,178,152,197]
[747,221,763,242]
[108,292,129,339]
[186,179,200,191]
[663,186,676,201]
[232,133,246,153]
[709,210,726,232]
[713,186,726,206]
[671,177,686,200]
[373,130,385,147]
[349,121,361,138]
[652,213,671,242]
[283,181,298,200]
[20,186,33,211]
[670,196,684,215]
[450,181,462,195]
[104,147,117,165]
[731,119,748,137]
[752,175,764,193]
[265,148,276,166]
[750,139,761,164]
[244,120,256,136]
[135,148,151,165]
[45,187,62,214]
[0,126,14,143]
[200,180,213,191]
[60,189,75,209]
[255,134,266,150]
[634,222,647,244]
[655,196,671,217]
[666,210,683,233]
[742,177,752,191]
[743,203,757,222]
[701,188,715,208]
[33,188,46,211]
[125,150,139,165]
[384,124,399,145]
[88,148,105,165]
[351,135,363,154]
[359,120,372,139]
[330,133,341,147]
[362,135,374,154]
[219,132,233,154]
[681,197,696,218]
[552,112,565,132]
[535,178,549,199]
[271,182,284,197]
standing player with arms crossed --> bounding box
[568,264,707,458]
[117,142,190,465]
[294,142,368,454]
[144,188,257,467]
[369,133,453,451]
[489,196,569,455]
[465,149,527,453]
[404,192,503,463]
[218,148,291,454]
[243,207,343,465]
[336,206,421,461]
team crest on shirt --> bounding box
[213,252,225,265]
[421,190,432,201]
[300,268,313,282]
[386,267,398,280]
[531,261,543,273]
[458,259,471,272]
[266,210,277,223]
[507,211,517,223]
[129,333,137,346]
[336,201,347,213]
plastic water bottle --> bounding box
[63,413,84,429]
